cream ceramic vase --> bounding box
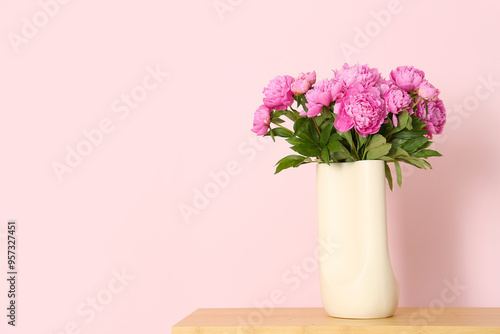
[316,160,398,319]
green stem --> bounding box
[312,118,321,136]
[362,136,370,160]
[356,134,363,160]
[347,131,360,160]
[297,95,308,112]
[271,121,294,135]
[411,97,423,109]
[289,107,301,118]
[353,146,360,160]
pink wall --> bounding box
[1,0,499,332]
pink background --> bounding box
[1,0,500,332]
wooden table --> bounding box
[172,307,500,333]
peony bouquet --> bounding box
[251,63,446,189]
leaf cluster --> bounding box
[266,97,442,190]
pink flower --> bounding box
[302,79,343,117]
[291,71,316,95]
[415,100,426,118]
[384,85,412,126]
[385,86,412,114]
[263,75,295,111]
[333,85,388,137]
[418,80,440,101]
[390,66,425,92]
[334,63,383,90]
[251,105,272,136]
[304,71,316,84]
[415,99,446,138]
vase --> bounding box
[316,160,398,319]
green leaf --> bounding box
[406,119,413,130]
[366,143,392,160]
[286,137,306,146]
[381,117,394,136]
[389,109,409,135]
[393,147,410,157]
[329,133,342,143]
[269,127,293,138]
[293,117,308,134]
[400,108,410,125]
[272,110,287,118]
[298,95,308,111]
[297,131,316,144]
[320,121,334,148]
[327,140,345,153]
[341,130,355,149]
[321,149,330,164]
[405,110,413,127]
[422,160,433,169]
[268,128,275,142]
[290,143,321,157]
[308,118,320,142]
[411,116,428,130]
[399,156,426,169]
[357,134,367,149]
[365,134,387,151]
[331,151,350,161]
[271,118,285,124]
[285,110,298,121]
[394,160,402,187]
[392,130,429,139]
[418,140,433,150]
[275,154,304,165]
[315,109,332,127]
[385,162,393,191]
[401,137,429,153]
[319,112,334,130]
[387,138,406,157]
[328,140,353,162]
[411,149,443,158]
[274,155,306,174]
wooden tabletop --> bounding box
[172,307,500,333]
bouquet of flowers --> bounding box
[251,63,446,189]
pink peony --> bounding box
[415,99,446,138]
[333,63,383,90]
[251,105,272,136]
[333,85,388,137]
[385,85,412,114]
[291,71,316,95]
[415,100,426,119]
[263,75,295,110]
[390,66,425,92]
[302,79,343,117]
[384,85,412,126]
[418,80,440,101]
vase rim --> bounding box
[317,160,384,166]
